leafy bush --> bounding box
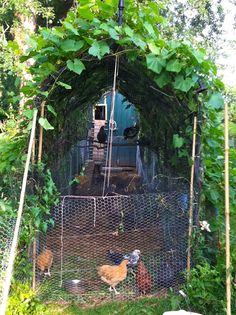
[180,223,236,314]
[6,282,47,315]
[181,263,225,315]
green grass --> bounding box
[46,297,178,315]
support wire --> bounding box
[102,55,119,196]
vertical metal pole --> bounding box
[118,0,125,26]
[187,116,197,274]
[224,102,231,315]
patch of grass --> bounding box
[46,297,177,315]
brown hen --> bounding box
[97,259,129,294]
[136,260,152,294]
[36,249,53,277]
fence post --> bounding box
[224,101,231,315]
[187,115,197,275]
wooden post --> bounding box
[38,101,46,162]
[224,102,231,315]
[187,116,197,275]
[31,131,37,290]
[32,100,46,290]
[32,238,37,290]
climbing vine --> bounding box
[0,1,235,311]
[14,0,226,169]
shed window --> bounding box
[95,105,106,120]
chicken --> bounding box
[36,249,53,277]
[97,259,129,294]
[125,249,141,267]
[97,126,107,144]
[75,175,89,186]
[136,260,152,294]
[107,249,141,267]
[107,250,124,265]
[123,123,139,140]
[125,175,141,193]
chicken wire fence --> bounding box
[36,191,189,303]
[0,218,15,306]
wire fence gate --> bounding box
[36,191,189,303]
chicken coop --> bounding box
[33,47,200,304]
[36,171,190,303]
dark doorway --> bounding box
[95,105,106,120]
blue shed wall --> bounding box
[105,93,138,167]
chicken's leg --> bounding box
[46,268,51,277]
[112,286,120,295]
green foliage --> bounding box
[162,0,226,59]
[0,111,59,262]
[17,0,222,109]
[182,263,226,315]
[6,282,47,315]
[202,98,236,211]
[0,0,56,111]
[25,165,59,238]
[177,223,236,313]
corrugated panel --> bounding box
[106,93,138,166]
[106,93,137,136]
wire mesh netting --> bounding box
[0,218,15,306]
[36,191,189,304]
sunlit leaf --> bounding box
[78,5,94,20]
[124,26,134,37]
[56,81,72,90]
[38,118,54,130]
[132,35,146,50]
[23,109,34,119]
[60,39,84,52]
[173,75,195,92]
[166,59,182,73]
[144,22,155,36]
[47,105,57,117]
[146,53,166,74]
[208,92,224,110]
[63,21,79,35]
[192,48,205,63]
[67,59,85,75]
[154,71,171,88]
[88,40,110,60]
[108,28,119,40]
[173,134,184,148]
[148,42,160,55]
